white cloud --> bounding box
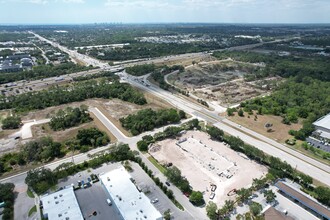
[0,0,84,3]
[105,0,171,8]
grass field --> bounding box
[147,156,167,174]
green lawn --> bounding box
[147,156,167,174]
[26,188,35,198]
[28,205,37,217]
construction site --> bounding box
[149,130,268,206]
[168,60,279,106]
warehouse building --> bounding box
[307,113,330,152]
[40,186,84,220]
[100,167,163,220]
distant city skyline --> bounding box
[0,0,330,24]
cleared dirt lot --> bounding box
[225,111,302,144]
[168,60,278,106]
[149,130,267,206]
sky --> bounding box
[0,0,329,24]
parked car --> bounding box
[151,198,159,204]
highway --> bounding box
[1,33,328,219]
[1,34,330,186]
[122,73,330,186]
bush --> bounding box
[1,116,21,129]
[137,140,149,151]
[189,191,205,206]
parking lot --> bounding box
[57,164,122,220]
[56,162,191,220]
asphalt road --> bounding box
[89,107,127,142]
[123,73,330,186]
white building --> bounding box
[307,113,330,152]
[40,186,83,220]
[100,166,163,220]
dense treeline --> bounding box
[90,42,223,61]
[0,127,109,176]
[0,80,147,112]
[0,63,94,84]
[241,77,330,140]
[120,108,184,135]
[0,183,15,220]
[49,106,92,131]
[126,64,156,76]
[213,51,330,81]
[72,71,119,82]
[1,116,21,129]
[214,51,330,140]
[151,65,184,90]
[206,126,330,206]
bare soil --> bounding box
[226,111,302,144]
[149,130,267,206]
[169,60,279,106]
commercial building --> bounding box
[100,167,163,220]
[262,206,294,220]
[307,113,330,152]
[40,186,84,220]
[275,181,330,220]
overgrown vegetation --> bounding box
[1,116,21,129]
[0,80,147,112]
[241,77,329,140]
[216,51,330,141]
[0,128,109,176]
[150,65,184,90]
[49,106,92,131]
[72,71,119,82]
[0,183,15,220]
[126,64,156,76]
[0,62,94,84]
[120,108,184,135]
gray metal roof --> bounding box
[313,113,330,130]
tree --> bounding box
[189,191,205,206]
[252,178,266,190]
[264,190,276,204]
[206,126,224,141]
[165,166,182,185]
[237,188,252,203]
[179,110,186,119]
[206,202,218,220]
[1,116,21,129]
[163,209,171,220]
[0,183,15,220]
[227,108,235,116]
[25,168,57,194]
[137,140,149,152]
[314,186,330,206]
[238,109,244,117]
[219,200,235,217]
[249,202,262,217]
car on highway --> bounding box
[165,181,170,186]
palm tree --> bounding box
[264,190,276,204]
[237,188,252,203]
[224,200,235,213]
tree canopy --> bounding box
[120,108,183,135]
[49,106,92,131]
